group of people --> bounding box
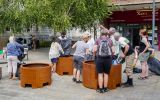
[5,26,154,94]
[50,25,154,94]
[67,26,133,93]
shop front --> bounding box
[106,9,160,50]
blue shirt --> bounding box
[7,42,23,56]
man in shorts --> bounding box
[99,25,119,59]
[93,30,114,93]
[72,34,89,83]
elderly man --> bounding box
[108,27,120,59]
[114,32,135,87]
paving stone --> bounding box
[0,48,160,100]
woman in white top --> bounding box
[49,37,64,73]
[86,32,95,60]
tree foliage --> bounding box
[0,0,114,33]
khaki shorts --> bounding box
[125,53,135,77]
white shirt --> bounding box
[58,36,68,40]
[87,38,95,53]
[110,35,120,55]
[118,37,129,48]
[49,42,64,59]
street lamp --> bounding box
[152,0,156,48]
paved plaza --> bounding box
[0,48,160,100]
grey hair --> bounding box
[114,32,121,37]
[109,27,116,33]
[101,29,108,35]
[9,36,15,43]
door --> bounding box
[123,27,140,48]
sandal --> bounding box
[138,76,146,80]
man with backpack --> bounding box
[93,30,114,93]
[114,32,135,87]
[99,25,119,60]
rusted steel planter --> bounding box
[56,56,73,75]
[20,63,52,88]
[82,61,122,90]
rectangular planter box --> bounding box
[83,61,122,90]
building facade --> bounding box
[106,0,160,50]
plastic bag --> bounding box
[147,57,160,75]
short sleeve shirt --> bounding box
[118,37,134,56]
[95,36,113,47]
[118,37,129,48]
[110,35,120,55]
[87,38,95,52]
[73,41,89,58]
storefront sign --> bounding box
[112,0,155,4]
[136,10,159,17]
[108,9,160,23]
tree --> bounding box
[0,0,115,34]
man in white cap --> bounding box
[114,32,135,87]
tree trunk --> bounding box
[93,26,97,40]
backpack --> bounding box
[59,38,71,56]
[98,39,112,57]
[15,43,25,61]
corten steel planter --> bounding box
[20,63,52,88]
[82,61,122,90]
[56,56,73,75]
